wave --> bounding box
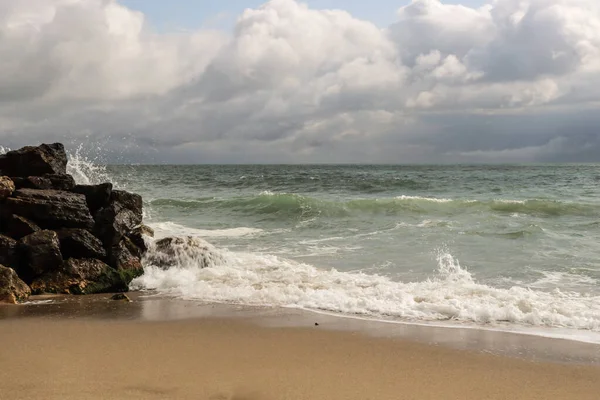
[151,221,263,239]
[132,239,600,338]
[149,193,600,220]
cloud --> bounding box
[0,0,599,163]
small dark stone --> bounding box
[4,189,94,230]
[315,323,319,326]
[56,229,106,260]
[0,176,15,200]
[110,293,131,302]
[72,183,112,214]
[0,264,31,304]
[11,174,76,191]
[30,258,130,295]
[1,214,40,240]
[17,230,63,283]
[0,234,18,269]
[0,143,67,177]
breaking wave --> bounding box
[132,238,600,339]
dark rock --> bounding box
[11,174,76,191]
[94,190,143,247]
[18,230,63,283]
[4,189,94,230]
[0,143,67,177]
[127,224,154,254]
[146,236,225,269]
[0,176,15,199]
[108,238,144,281]
[56,229,106,260]
[72,183,112,214]
[0,234,18,269]
[30,258,130,295]
[0,265,31,304]
[110,293,131,302]
[1,214,40,240]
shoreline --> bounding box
[2,292,600,366]
[2,300,600,400]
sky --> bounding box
[1,0,600,164]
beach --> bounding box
[2,296,600,400]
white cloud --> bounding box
[0,0,600,163]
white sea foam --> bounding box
[395,195,453,203]
[151,221,263,239]
[132,239,600,340]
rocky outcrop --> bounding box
[146,236,225,269]
[1,214,40,240]
[0,176,15,199]
[0,143,149,300]
[11,174,76,191]
[30,258,130,295]
[0,143,67,176]
[4,189,94,230]
[0,265,31,304]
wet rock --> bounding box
[110,293,131,302]
[0,143,67,177]
[94,190,143,247]
[4,189,94,230]
[30,258,130,295]
[108,238,144,282]
[0,234,18,269]
[146,236,225,269]
[72,183,112,214]
[1,214,40,240]
[0,265,31,304]
[11,174,76,191]
[127,224,154,254]
[56,229,106,260]
[18,230,63,283]
[0,176,15,199]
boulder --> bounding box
[72,183,112,214]
[1,214,40,240]
[4,189,94,230]
[0,176,15,199]
[146,236,225,269]
[0,143,67,177]
[0,234,18,269]
[127,224,154,254]
[18,230,63,283]
[108,238,144,282]
[11,174,76,191]
[94,190,143,247]
[110,293,132,302]
[0,265,31,304]
[56,229,106,260]
[30,258,130,295]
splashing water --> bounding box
[66,144,113,185]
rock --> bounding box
[56,229,106,260]
[0,234,18,269]
[94,190,143,247]
[30,258,130,295]
[108,238,144,282]
[0,143,67,177]
[72,183,112,214]
[11,174,76,191]
[0,176,15,199]
[0,265,31,304]
[18,230,63,283]
[127,224,154,254]
[4,189,94,230]
[1,214,40,240]
[110,293,131,302]
[146,236,225,269]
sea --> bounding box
[55,150,600,343]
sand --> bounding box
[1,312,600,400]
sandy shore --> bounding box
[1,296,600,399]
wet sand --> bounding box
[1,295,600,399]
